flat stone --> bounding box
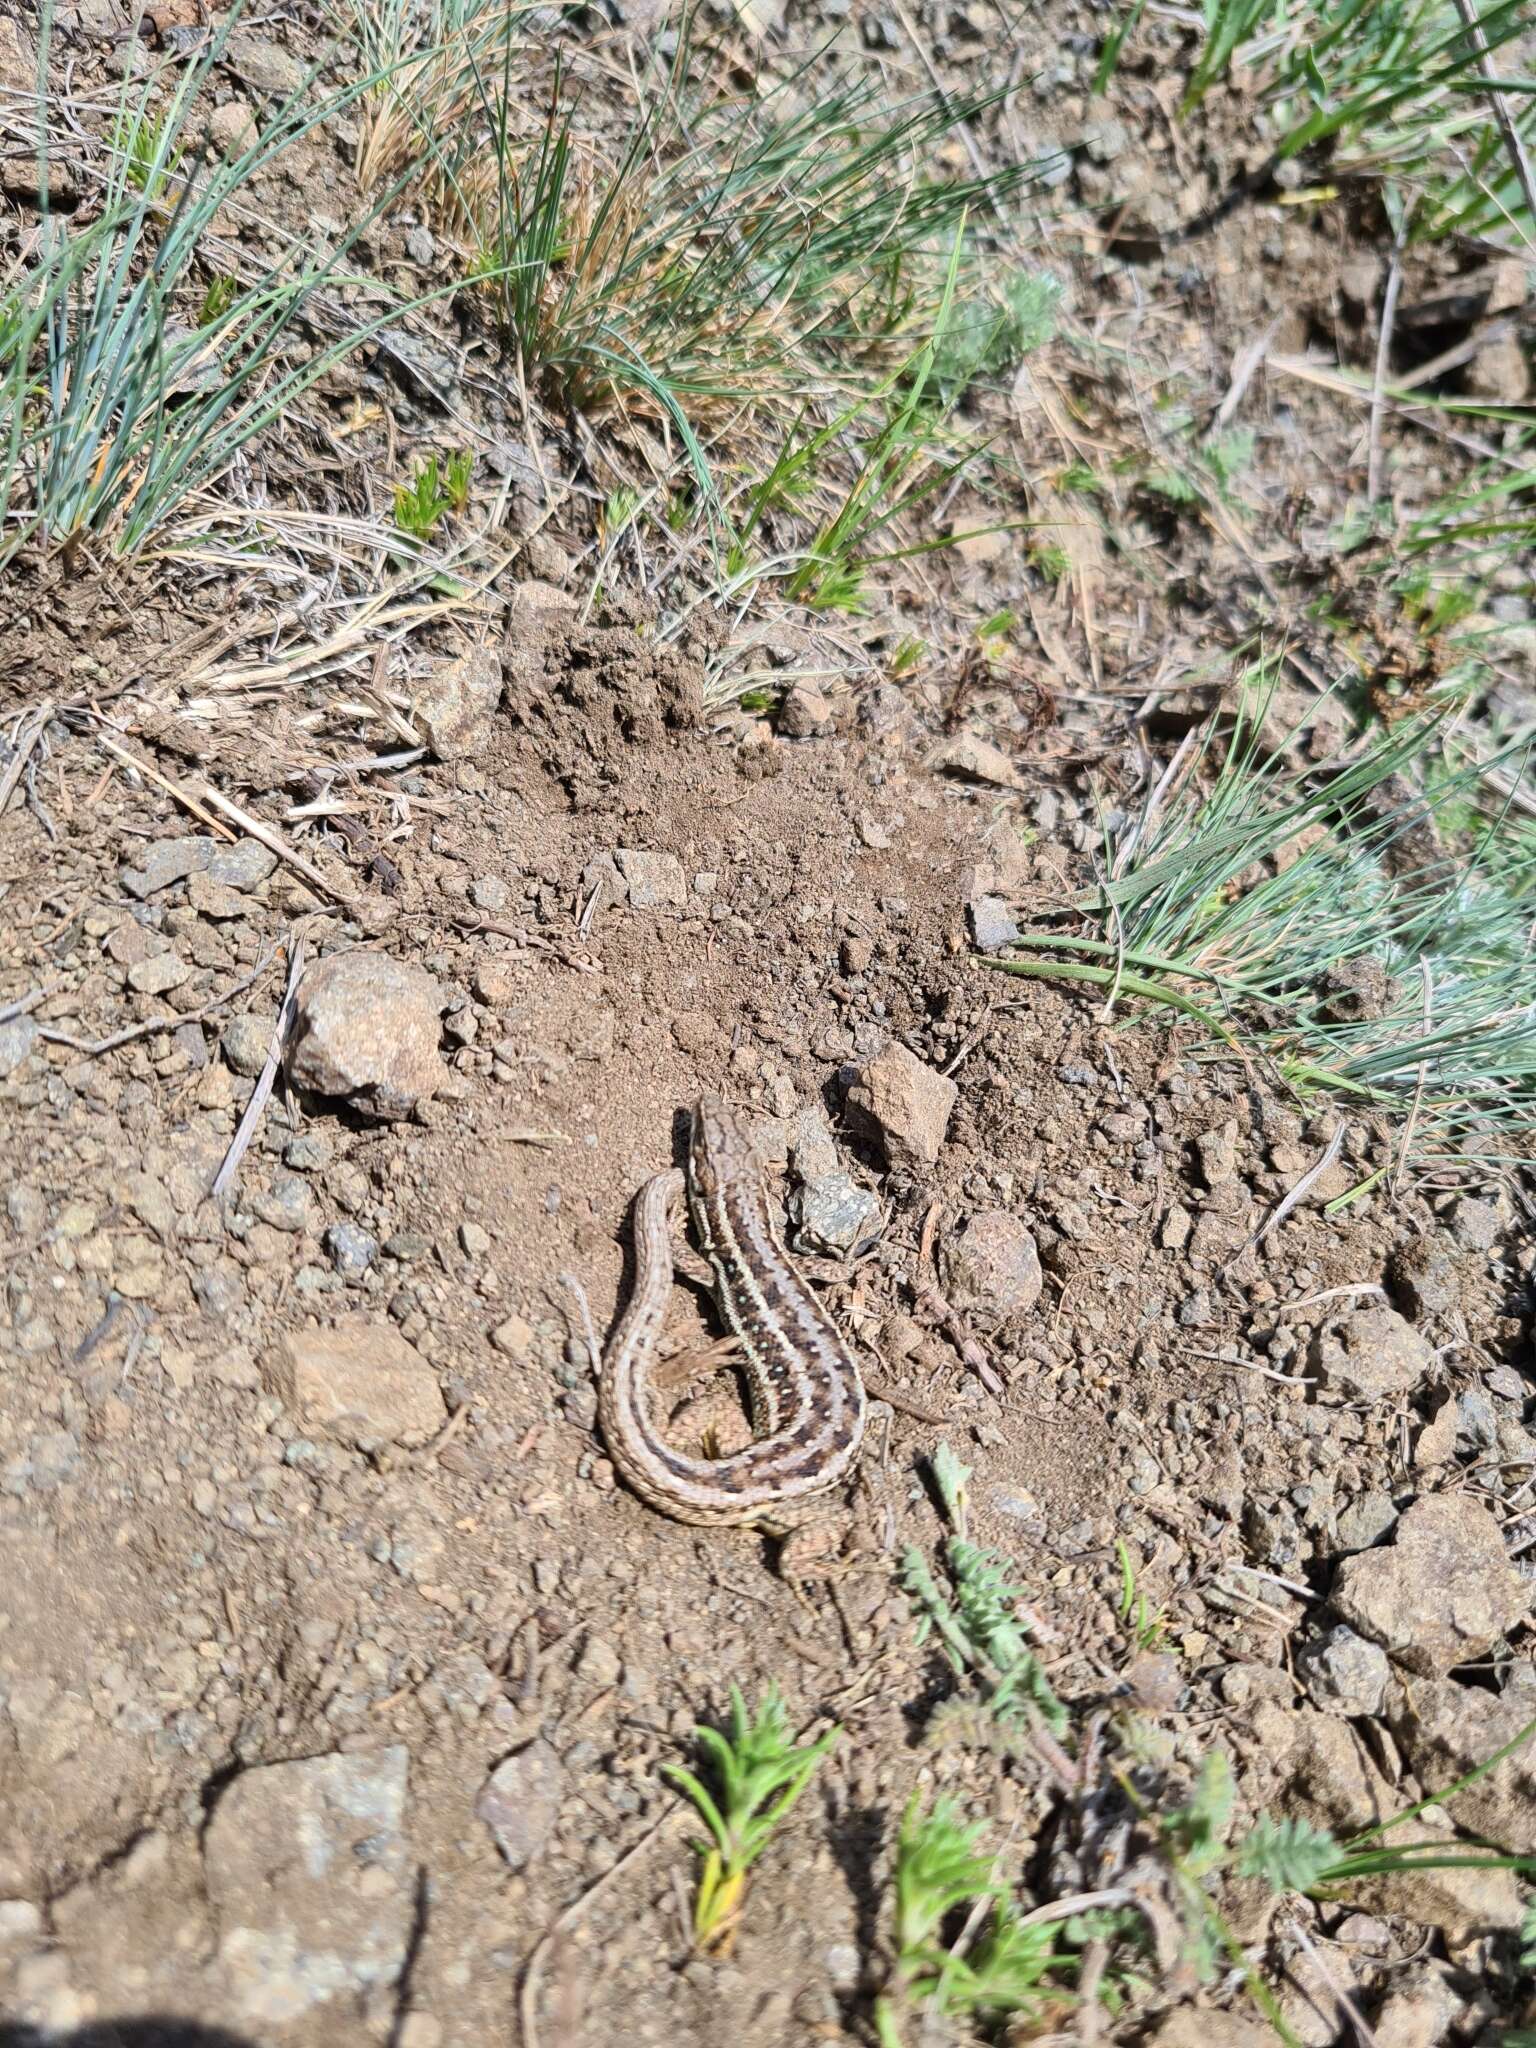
[251,1174,311,1234]
[206,839,278,891]
[224,29,305,96]
[1389,1235,1460,1321]
[1310,1307,1433,1403]
[930,732,1025,789]
[940,1208,1042,1320]
[287,951,447,1122]
[265,1318,447,1447]
[186,871,248,919]
[121,836,213,897]
[614,848,687,909]
[127,951,192,996]
[476,1739,563,1872]
[415,646,501,760]
[1331,1494,1528,1674]
[204,1748,412,2027]
[845,1040,956,1170]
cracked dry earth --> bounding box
[1,605,1534,2048]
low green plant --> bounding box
[902,1443,1067,1746]
[874,1796,1074,2046]
[113,104,179,199]
[393,451,472,539]
[662,1684,839,1954]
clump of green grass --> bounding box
[986,676,1536,1172]
[1168,0,1536,245]
[370,13,1035,508]
[662,1684,839,1955]
[394,450,473,540]
[0,6,420,565]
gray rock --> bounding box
[415,647,501,760]
[287,951,447,1121]
[614,848,687,909]
[405,224,435,266]
[221,1013,272,1077]
[251,1174,311,1234]
[845,1040,956,1170]
[778,681,832,736]
[968,894,1020,952]
[265,1318,446,1448]
[1390,1675,1536,1849]
[1451,1198,1500,1252]
[0,1016,38,1077]
[1331,1494,1529,1674]
[206,839,278,892]
[1311,1307,1433,1402]
[207,98,257,157]
[469,875,508,913]
[126,951,192,996]
[794,1171,880,1254]
[1390,1235,1460,1321]
[1297,1625,1390,1717]
[1195,1119,1239,1186]
[477,1739,564,1872]
[326,1222,379,1280]
[224,30,305,96]
[121,836,213,898]
[1456,1386,1499,1455]
[1335,1490,1409,1548]
[204,1748,412,2027]
[941,1209,1042,1320]
[790,1105,840,1182]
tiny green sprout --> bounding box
[114,106,179,199]
[977,608,1014,643]
[601,484,641,541]
[1058,463,1102,494]
[1114,1538,1169,1652]
[889,636,926,678]
[197,275,240,328]
[1028,541,1070,582]
[393,453,471,541]
[662,1685,839,1955]
[738,687,777,714]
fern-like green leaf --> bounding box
[1234,1813,1342,1896]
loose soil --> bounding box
[2,3,1533,2045]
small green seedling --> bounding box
[197,275,240,328]
[393,452,473,540]
[662,1684,839,1955]
[1115,1538,1169,1652]
[114,106,179,199]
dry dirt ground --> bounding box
[2,2,1535,2046]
